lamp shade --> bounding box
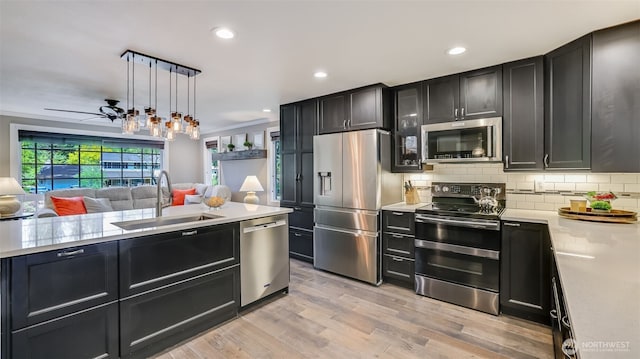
[0,177,25,195]
[239,176,264,192]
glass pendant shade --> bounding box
[190,121,200,140]
[165,121,175,141]
[171,112,182,132]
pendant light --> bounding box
[184,73,194,136]
[149,60,162,137]
[190,74,200,140]
[170,66,183,133]
[144,59,156,129]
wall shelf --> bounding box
[211,149,267,161]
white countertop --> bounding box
[0,202,292,258]
[503,209,640,359]
[381,202,429,212]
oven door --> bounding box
[420,117,502,162]
[414,214,501,251]
[414,239,499,292]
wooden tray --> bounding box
[558,207,638,223]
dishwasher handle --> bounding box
[242,220,287,233]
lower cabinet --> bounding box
[382,212,416,289]
[500,221,551,325]
[289,228,313,262]
[120,266,240,358]
[383,254,415,285]
[11,302,119,359]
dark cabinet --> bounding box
[382,210,415,288]
[11,302,119,359]
[280,100,315,209]
[591,20,640,172]
[544,35,592,170]
[501,221,550,325]
[119,223,239,297]
[392,82,423,172]
[287,207,314,262]
[503,56,545,171]
[10,241,118,329]
[424,66,502,124]
[120,267,239,358]
[318,84,390,134]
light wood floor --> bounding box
[154,259,553,359]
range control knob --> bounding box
[433,185,441,193]
[442,186,450,192]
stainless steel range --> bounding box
[414,182,505,315]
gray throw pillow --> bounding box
[184,194,203,204]
[83,197,114,213]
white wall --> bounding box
[166,135,202,183]
[404,163,640,213]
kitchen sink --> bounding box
[112,213,224,230]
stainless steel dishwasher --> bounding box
[240,214,289,307]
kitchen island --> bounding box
[503,209,640,359]
[0,202,292,359]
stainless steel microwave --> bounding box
[421,117,502,163]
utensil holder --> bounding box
[405,188,419,205]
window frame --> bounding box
[266,126,280,206]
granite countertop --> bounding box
[502,209,639,359]
[381,202,429,212]
[0,202,292,258]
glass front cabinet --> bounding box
[392,82,423,172]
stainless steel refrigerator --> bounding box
[313,129,402,285]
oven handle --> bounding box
[414,239,500,260]
[415,215,500,231]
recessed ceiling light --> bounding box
[448,47,466,55]
[213,27,234,39]
[262,108,272,113]
[314,71,328,78]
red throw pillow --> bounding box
[172,188,196,206]
[50,196,88,216]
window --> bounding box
[205,139,219,185]
[19,130,163,193]
[269,129,281,201]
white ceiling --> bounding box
[1,1,639,133]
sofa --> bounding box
[36,183,232,217]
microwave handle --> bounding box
[454,108,458,118]
[461,107,465,117]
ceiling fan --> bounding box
[44,99,125,122]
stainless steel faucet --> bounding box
[156,170,173,217]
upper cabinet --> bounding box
[392,82,423,172]
[591,20,640,173]
[544,35,592,170]
[318,84,390,134]
[502,56,544,171]
[424,66,502,124]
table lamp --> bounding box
[239,175,264,204]
[0,177,26,217]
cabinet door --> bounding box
[280,104,297,153]
[299,151,315,207]
[383,232,415,259]
[460,65,503,119]
[10,242,118,329]
[503,57,544,171]
[392,83,423,172]
[11,302,118,359]
[424,74,459,123]
[298,99,317,153]
[348,86,381,130]
[501,221,551,325]
[382,210,415,235]
[119,223,239,297]
[545,35,592,170]
[383,255,415,286]
[280,152,298,207]
[287,206,314,230]
[289,228,313,262]
[592,21,640,172]
[120,267,239,359]
[319,94,347,134]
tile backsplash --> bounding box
[403,163,640,213]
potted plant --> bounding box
[227,143,235,152]
[243,140,253,150]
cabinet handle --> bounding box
[505,155,509,169]
[544,154,549,168]
[347,119,351,128]
[503,222,520,227]
[391,212,404,216]
[294,207,302,211]
[461,107,465,117]
[550,309,558,319]
[182,230,198,236]
[57,249,85,257]
[294,232,302,237]
[561,315,571,329]
[391,233,406,238]
[454,108,458,118]
[391,257,405,262]
[343,120,347,129]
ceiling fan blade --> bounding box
[80,116,107,122]
[44,108,104,116]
